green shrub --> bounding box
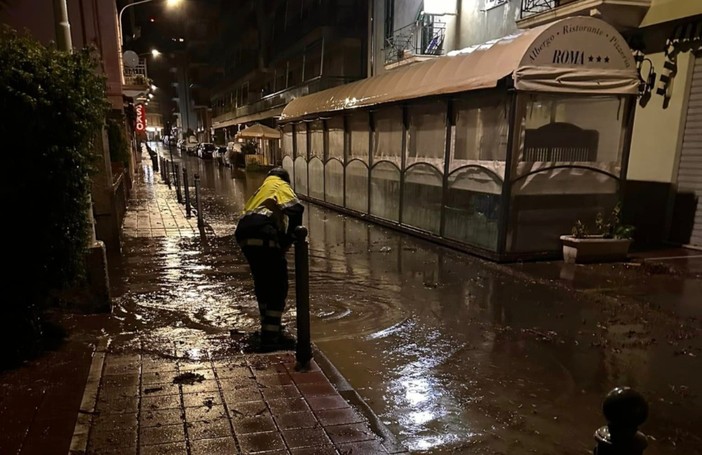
[107,115,131,168]
[0,25,110,366]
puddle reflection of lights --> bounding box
[402,377,437,425]
[162,238,184,281]
[186,347,203,360]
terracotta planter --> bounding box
[560,235,633,264]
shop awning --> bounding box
[235,122,282,140]
[212,106,285,129]
[281,16,639,121]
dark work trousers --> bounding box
[241,245,289,341]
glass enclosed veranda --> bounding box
[278,17,640,261]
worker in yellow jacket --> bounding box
[235,167,304,351]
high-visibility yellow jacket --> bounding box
[235,175,304,248]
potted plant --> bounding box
[560,203,635,264]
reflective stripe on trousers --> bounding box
[240,244,288,337]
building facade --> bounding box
[209,0,370,162]
[369,0,702,251]
[157,0,702,252]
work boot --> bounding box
[258,331,296,353]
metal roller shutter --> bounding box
[677,54,702,247]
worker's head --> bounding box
[267,167,291,184]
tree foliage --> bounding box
[107,115,131,168]
[0,25,110,365]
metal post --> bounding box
[183,167,191,217]
[294,226,312,369]
[171,158,178,192]
[194,173,203,229]
[175,162,183,204]
[151,152,159,172]
[165,159,171,188]
[594,387,649,455]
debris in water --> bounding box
[173,372,205,385]
[144,386,164,394]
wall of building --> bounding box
[448,0,521,52]
[628,51,693,183]
[1,0,122,110]
[624,0,701,245]
[371,0,521,76]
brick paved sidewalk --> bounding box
[70,156,404,455]
[77,348,394,455]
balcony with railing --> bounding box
[384,19,446,69]
[122,59,149,98]
[517,0,651,30]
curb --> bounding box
[311,344,408,454]
[68,337,109,455]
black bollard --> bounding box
[165,160,171,189]
[171,159,178,193]
[294,226,312,369]
[183,167,191,217]
[594,387,649,455]
[151,152,159,172]
[175,163,183,204]
[194,173,203,230]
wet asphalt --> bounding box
[103,143,702,454]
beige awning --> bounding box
[213,106,285,129]
[235,122,282,139]
[281,16,639,121]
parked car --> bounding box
[197,142,216,159]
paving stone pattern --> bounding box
[86,352,387,455]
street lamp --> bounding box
[118,0,183,47]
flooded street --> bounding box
[104,144,702,454]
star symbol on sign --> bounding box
[604,56,610,63]
[589,55,594,62]
[596,56,602,62]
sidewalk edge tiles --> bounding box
[68,337,109,455]
[310,345,409,454]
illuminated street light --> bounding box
[151,84,157,91]
[151,49,161,58]
[118,0,183,47]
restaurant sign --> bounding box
[135,103,147,132]
[521,16,634,70]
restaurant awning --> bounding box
[281,16,639,121]
[235,122,282,140]
[212,106,285,129]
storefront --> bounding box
[278,16,640,261]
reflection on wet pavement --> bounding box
[106,145,702,454]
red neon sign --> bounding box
[135,103,147,132]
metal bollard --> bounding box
[151,153,159,172]
[171,159,178,192]
[174,163,183,204]
[194,173,203,229]
[165,160,171,189]
[594,387,649,455]
[183,167,191,217]
[294,226,312,369]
